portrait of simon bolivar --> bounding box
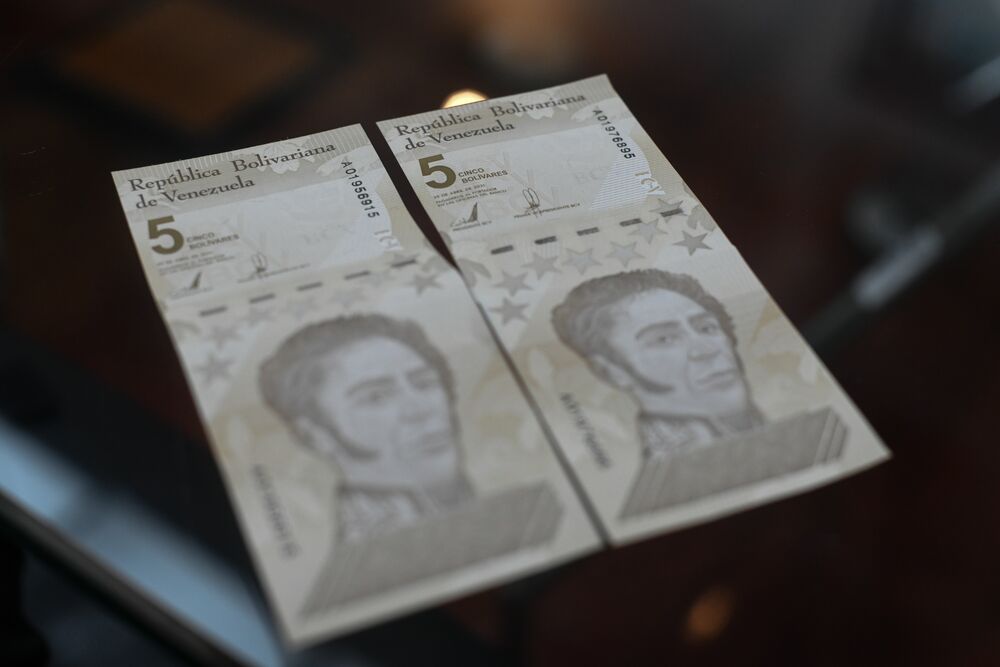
[552,269,765,458]
[259,314,475,543]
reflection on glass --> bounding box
[442,89,488,108]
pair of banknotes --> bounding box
[112,75,888,645]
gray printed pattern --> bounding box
[475,213,702,329]
[619,408,847,519]
[300,483,563,614]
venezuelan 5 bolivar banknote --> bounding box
[111,125,600,645]
[379,75,890,544]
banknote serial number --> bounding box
[593,109,635,159]
[342,159,381,218]
[252,464,299,558]
[560,393,612,469]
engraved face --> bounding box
[605,289,751,421]
[312,336,460,488]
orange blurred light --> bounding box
[441,89,487,108]
[683,585,736,644]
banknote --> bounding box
[111,125,600,644]
[378,75,890,544]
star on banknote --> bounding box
[563,248,600,274]
[627,218,663,244]
[673,231,712,255]
[686,206,717,232]
[408,273,442,294]
[456,258,492,287]
[650,198,683,218]
[522,253,560,279]
[421,254,451,275]
[194,353,232,384]
[607,241,643,268]
[495,270,530,296]
[207,324,239,349]
[490,297,528,324]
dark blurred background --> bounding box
[1,0,999,665]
